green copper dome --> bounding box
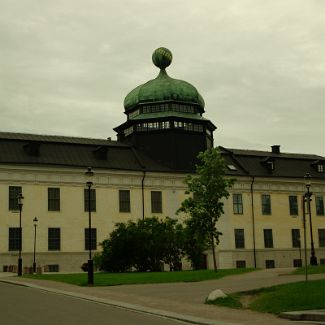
[124,47,205,112]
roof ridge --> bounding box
[0,131,108,141]
[225,147,324,159]
[0,131,129,147]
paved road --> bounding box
[2,269,325,325]
[0,282,188,325]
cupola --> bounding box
[114,47,216,171]
[124,47,205,113]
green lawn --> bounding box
[208,279,325,314]
[292,264,325,275]
[23,268,254,286]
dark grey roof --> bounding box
[225,147,324,160]
[219,146,325,179]
[0,132,172,172]
[1,132,324,179]
[0,132,122,146]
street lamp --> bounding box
[85,167,94,285]
[17,193,24,276]
[304,172,318,265]
[302,194,308,281]
[297,235,302,266]
[33,217,38,273]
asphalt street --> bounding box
[0,282,187,325]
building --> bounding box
[218,146,325,269]
[1,47,325,272]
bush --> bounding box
[99,217,184,272]
[81,263,88,272]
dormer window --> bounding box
[227,164,237,171]
[261,157,275,172]
[267,161,275,171]
[312,160,325,173]
[23,141,41,157]
[92,146,108,160]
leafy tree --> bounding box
[161,218,184,271]
[182,214,209,270]
[178,148,234,271]
[99,217,184,272]
[100,222,136,272]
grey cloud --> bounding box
[0,0,324,155]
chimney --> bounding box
[271,145,280,154]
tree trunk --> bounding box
[211,234,217,272]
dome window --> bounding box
[128,109,140,119]
[124,126,134,137]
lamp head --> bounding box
[33,217,38,226]
[304,172,311,190]
[17,193,24,206]
[85,167,94,187]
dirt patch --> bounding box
[239,294,257,308]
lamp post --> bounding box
[85,167,94,285]
[304,173,318,266]
[302,194,308,281]
[33,217,38,273]
[297,235,302,266]
[17,193,24,276]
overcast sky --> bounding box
[1,0,324,156]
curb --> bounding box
[279,310,325,322]
[0,279,241,325]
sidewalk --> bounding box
[1,269,325,325]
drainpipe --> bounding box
[250,176,257,268]
[141,170,146,220]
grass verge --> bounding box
[208,279,325,314]
[23,268,254,286]
[292,264,325,275]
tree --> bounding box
[182,214,209,270]
[99,217,184,272]
[178,148,234,271]
[161,218,184,271]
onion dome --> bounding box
[124,47,205,112]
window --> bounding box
[233,194,243,214]
[84,189,96,212]
[234,229,245,248]
[318,229,325,247]
[317,164,324,173]
[291,229,301,248]
[151,191,162,213]
[316,196,324,216]
[289,196,298,216]
[293,259,302,267]
[265,260,275,268]
[48,188,60,211]
[227,164,237,171]
[261,194,271,215]
[264,229,273,248]
[236,260,246,268]
[48,228,61,251]
[9,228,21,251]
[9,186,22,210]
[124,126,134,137]
[141,103,198,115]
[119,190,130,213]
[128,109,140,119]
[47,265,60,272]
[85,228,97,250]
